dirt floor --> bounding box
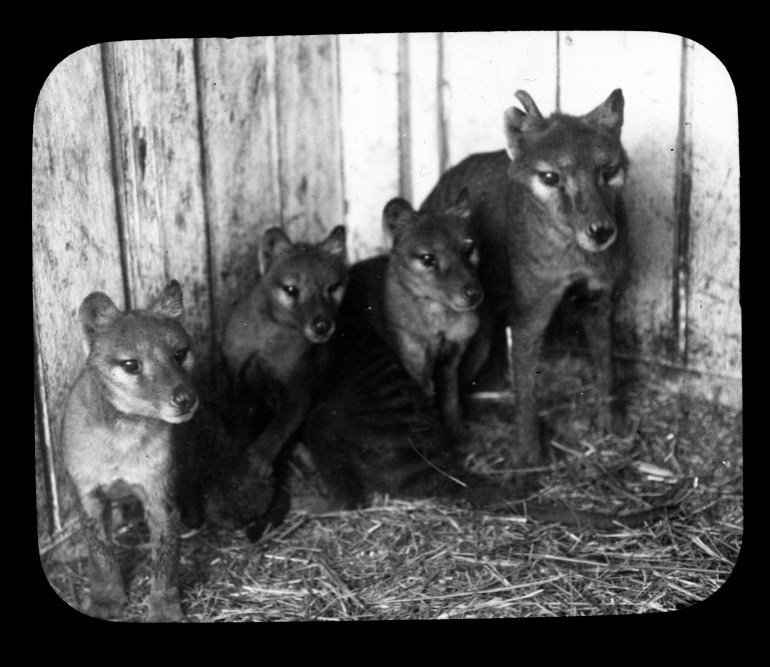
[41,354,743,621]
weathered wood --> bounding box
[406,32,443,209]
[275,35,345,243]
[559,31,683,363]
[102,40,211,355]
[338,33,400,260]
[196,37,282,337]
[682,39,741,403]
[441,31,558,167]
[32,45,124,531]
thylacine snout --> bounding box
[384,191,484,313]
[81,287,199,425]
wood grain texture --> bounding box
[33,45,123,530]
[196,37,281,336]
[441,31,558,168]
[338,33,400,261]
[559,31,683,362]
[407,32,442,210]
[683,39,741,395]
[103,39,211,354]
[275,35,345,244]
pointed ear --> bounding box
[259,227,293,274]
[446,187,472,218]
[382,197,418,239]
[79,291,121,353]
[583,89,624,138]
[318,225,347,260]
[504,90,545,161]
[149,280,184,319]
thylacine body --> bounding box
[422,89,630,464]
[220,225,348,485]
[61,280,198,622]
[341,190,485,435]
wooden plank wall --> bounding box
[34,33,740,548]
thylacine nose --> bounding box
[587,222,616,246]
[310,315,334,338]
[463,283,483,306]
[171,385,197,413]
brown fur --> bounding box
[422,89,630,464]
[61,281,197,622]
[340,191,485,436]
[220,225,348,490]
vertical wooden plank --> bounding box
[407,32,442,209]
[33,45,124,530]
[684,39,741,400]
[196,37,281,335]
[559,31,683,362]
[441,31,559,171]
[103,39,211,354]
[339,33,400,260]
[275,35,345,243]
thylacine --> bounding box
[340,189,485,435]
[61,280,197,622]
[220,225,348,501]
[304,316,678,530]
[422,89,630,464]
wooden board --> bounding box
[441,31,559,170]
[275,35,345,244]
[196,37,282,336]
[406,32,443,210]
[559,31,683,362]
[338,33,400,260]
[683,39,741,400]
[102,40,211,356]
[32,45,124,529]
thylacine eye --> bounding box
[418,253,437,268]
[538,171,560,187]
[602,165,622,182]
[174,347,190,364]
[119,359,141,374]
[282,284,299,298]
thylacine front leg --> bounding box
[79,489,128,619]
[579,289,617,434]
[435,342,467,435]
[509,290,564,465]
[143,496,185,622]
[246,391,313,478]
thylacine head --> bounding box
[382,188,483,314]
[79,280,199,425]
[503,89,629,253]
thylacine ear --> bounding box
[318,225,347,260]
[79,291,121,354]
[382,197,418,241]
[445,187,472,218]
[149,280,185,319]
[259,227,293,275]
[582,89,624,138]
[504,90,545,161]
